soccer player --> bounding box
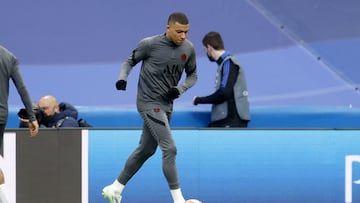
[102,12,197,203]
[0,45,39,203]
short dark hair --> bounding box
[202,31,225,50]
[168,12,189,25]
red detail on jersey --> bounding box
[154,108,160,113]
[181,53,187,61]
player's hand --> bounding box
[28,120,39,137]
[193,96,200,105]
[115,80,127,90]
[168,87,180,100]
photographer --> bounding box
[19,95,79,128]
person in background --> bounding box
[19,95,79,128]
[193,31,250,127]
[37,95,79,127]
[0,45,39,203]
[102,12,197,203]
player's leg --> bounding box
[142,109,186,203]
[0,124,4,156]
[119,123,158,184]
[0,124,9,203]
[0,169,9,203]
[102,122,158,203]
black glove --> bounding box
[168,87,180,100]
[116,80,127,90]
[193,96,200,105]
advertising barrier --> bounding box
[3,129,360,203]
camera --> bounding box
[17,105,45,124]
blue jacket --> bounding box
[42,102,79,127]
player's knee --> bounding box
[163,145,177,159]
[142,148,157,158]
[0,169,4,184]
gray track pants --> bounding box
[117,107,180,189]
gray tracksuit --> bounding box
[117,34,197,189]
[119,34,197,112]
[0,45,36,124]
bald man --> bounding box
[20,95,79,128]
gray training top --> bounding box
[118,34,197,112]
[0,45,36,124]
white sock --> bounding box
[112,179,125,195]
[0,184,9,203]
[171,188,185,203]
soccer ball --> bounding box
[185,199,202,203]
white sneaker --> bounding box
[102,184,122,203]
[185,199,202,203]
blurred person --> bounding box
[37,95,79,127]
[19,95,80,128]
[193,31,250,127]
[102,12,197,203]
[0,45,39,203]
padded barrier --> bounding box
[6,106,360,128]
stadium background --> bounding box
[1,0,360,203]
[1,0,359,108]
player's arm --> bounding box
[10,56,37,122]
[116,38,151,90]
[10,55,39,136]
[178,47,197,94]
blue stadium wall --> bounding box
[88,129,360,203]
